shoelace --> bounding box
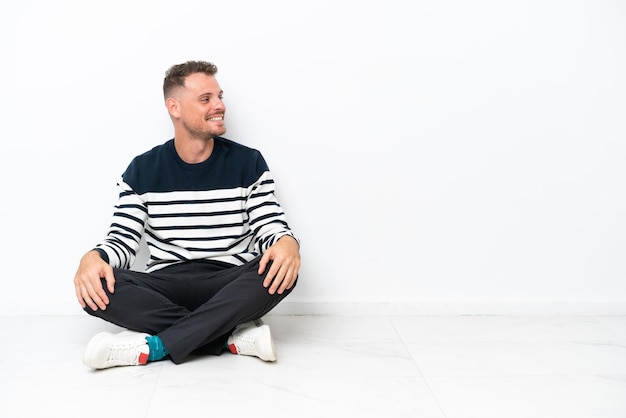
[107,343,143,365]
[233,330,258,355]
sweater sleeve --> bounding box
[93,178,148,269]
[246,168,299,254]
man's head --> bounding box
[163,60,226,140]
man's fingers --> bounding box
[267,263,293,295]
[79,284,99,311]
[92,279,110,310]
[279,268,296,294]
[263,264,278,290]
[75,284,87,309]
[258,252,271,275]
[104,269,116,294]
[76,276,110,311]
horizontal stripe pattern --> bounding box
[94,138,296,272]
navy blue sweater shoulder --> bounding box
[122,137,269,194]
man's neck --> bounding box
[173,135,215,164]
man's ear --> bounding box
[165,97,180,118]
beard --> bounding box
[182,118,226,140]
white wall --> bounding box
[1,0,624,316]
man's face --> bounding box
[175,73,226,139]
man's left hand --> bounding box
[259,235,301,295]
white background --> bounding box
[1,0,624,315]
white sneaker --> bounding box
[227,321,277,362]
[83,330,150,369]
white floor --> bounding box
[1,314,625,418]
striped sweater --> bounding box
[94,137,297,272]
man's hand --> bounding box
[73,250,116,311]
[259,235,301,295]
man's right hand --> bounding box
[73,250,116,311]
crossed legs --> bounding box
[84,258,295,364]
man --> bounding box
[73,60,300,369]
